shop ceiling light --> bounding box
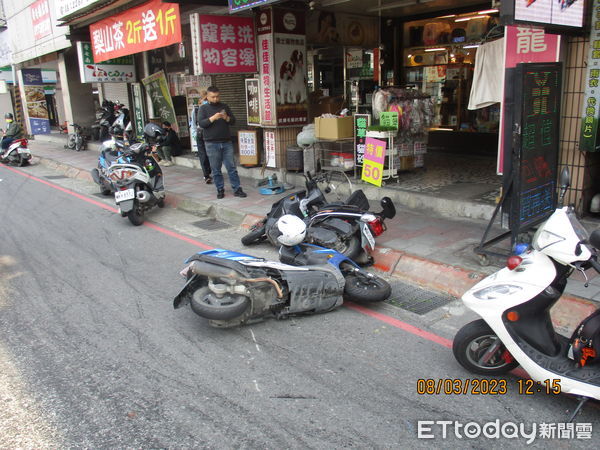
[424,47,446,52]
[478,9,499,14]
[366,0,434,13]
[463,44,480,49]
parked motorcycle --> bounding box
[64,123,88,152]
[0,138,31,166]
[174,215,391,327]
[453,168,600,420]
[90,125,130,195]
[106,123,166,225]
[241,171,396,263]
[97,100,116,141]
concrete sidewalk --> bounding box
[23,134,600,332]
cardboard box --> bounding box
[315,116,354,140]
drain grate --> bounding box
[192,219,231,231]
[44,175,68,180]
[386,280,455,315]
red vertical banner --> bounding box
[373,48,380,83]
[257,10,276,126]
[31,0,51,41]
[89,0,182,63]
[195,15,257,74]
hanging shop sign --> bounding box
[362,137,386,187]
[245,78,261,126]
[501,0,585,29]
[190,15,257,74]
[141,70,178,132]
[31,0,51,41]
[77,42,136,83]
[580,0,600,152]
[257,10,276,126]
[264,129,277,167]
[131,83,146,139]
[21,69,50,135]
[89,0,182,63]
[510,62,561,231]
[306,11,378,48]
[58,0,101,20]
[354,114,371,168]
[229,0,283,13]
[497,25,561,174]
[238,130,260,166]
[273,8,308,126]
[346,49,362,69]
[0,31,11,67]
[380,112,399,130]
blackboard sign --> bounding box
[510,62,562,231]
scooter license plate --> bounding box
[17,149,30,154]
[115,189,135,203]
[362,223,376,249]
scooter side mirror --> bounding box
[380,197,396,219]
[559,167,570,200]
[590,229,600,250]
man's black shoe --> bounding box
[234,188,247,198]
[217,190,225,199]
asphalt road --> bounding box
[0,161,598,449]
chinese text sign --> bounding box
[77,42,136,83]
[361,137,386,187]
[354,114,370,167]
[90,0,181,63]
[246,79,261,126]
[197,15,256,74]
[580,0,600,152]
[31,0,51,41]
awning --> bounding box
[58,0,149,28]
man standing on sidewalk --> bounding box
[198,86,247,199]
[193,89,212,184]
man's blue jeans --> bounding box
[1,137,15,150]
[204,140,240,192]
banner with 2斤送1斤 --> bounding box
[89,0,182,63]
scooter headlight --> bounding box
[472,284,523,300]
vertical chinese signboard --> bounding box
[77,42,136,83]
[264,130,277,167]
[131,83,146,139]
[354,114,370,168]
[498,25,560,174]
[89,0,182,63]
[31,0,51,41]
[361,137,386,187]
[510,63,561,231]
[22,69,50,135]
[257,10,276,126]
[141,70,178,131]
[580,0,600,152]
[245,79,261,126]
[273,8,308,126]
[192,15,257,74]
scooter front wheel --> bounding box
[344,271,391,302]
[453,320,518,375]
[190,286,250,320]
[241,220,267,245]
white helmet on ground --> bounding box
[276,214,306,246]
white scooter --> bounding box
[0,138,31,166]
[453,169,600,421]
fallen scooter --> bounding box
[174,215,391,327]
[241,171,395,263]
[453,168,600,420]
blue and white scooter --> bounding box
[174,215,391,327]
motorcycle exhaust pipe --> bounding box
[136,191,151,203]
[189,261,283,298]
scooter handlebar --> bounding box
[589,256,600,274]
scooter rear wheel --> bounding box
[344,271,391,302]
[453,319,519,375]
[127,202,145,226]
[190,286,250,320]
